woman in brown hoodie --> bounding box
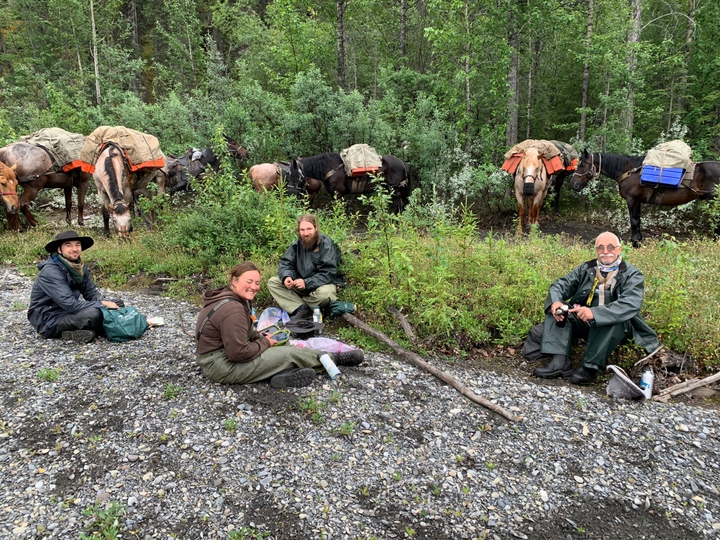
[195,261,324,388]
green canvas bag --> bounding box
[101,307,149,342]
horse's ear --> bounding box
[582,149,589,158]
[10,163,17,171]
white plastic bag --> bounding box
[257,307,290,331]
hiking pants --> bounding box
[267,276,338,314]
[196,345,324,385]
[540,312,631,371]
[51,307,104,338]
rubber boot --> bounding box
[533,354,573,379]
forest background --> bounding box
[1,0,720,371]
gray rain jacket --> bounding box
[543,259,659,353]
[277,234,344,293]
[27,255,104,337]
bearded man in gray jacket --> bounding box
[530,231,659,385]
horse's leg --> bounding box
[552,174,563,212]
[516,202,525,234]
[18,184,39,227]
[627,199,643,247]
[63,187,72,226]
[76,179,89,226]
[5,211,21,231]
[102,205,111,237]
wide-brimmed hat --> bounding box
[606,365,645,401]
[45,230,94,253]
[285,320,324,339]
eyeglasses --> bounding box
[595,244,619,253]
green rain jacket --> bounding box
[543,259,659,353]
[277,234,344,293]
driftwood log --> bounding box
[341,313,523,422]
[387,306,416,343]
[652,372,720,402]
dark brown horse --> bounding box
[0,162,20,219]
[0,142,90,229]
[289,153,411,212]
[249,161,323,205]
[224,135,249,161]
[570,150,720,246]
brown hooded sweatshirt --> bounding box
[195,286,270,362]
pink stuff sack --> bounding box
[289,337,356,353]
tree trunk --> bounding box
[400,0,407,59]
[526,38,540,140]
[505,4,519,147]
[677,0,695,114]
[579,0,594,143]
[90,0,101,105]
[336,0,346,90]
[625,0,642,143]
[464,0,471,156]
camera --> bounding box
[555,304,569,327]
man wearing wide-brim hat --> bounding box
[28,230,119,343]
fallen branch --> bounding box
[341,313,522,422]
[387,306,416,343]
[178,311,195,338]
[633,345,664,368]
[652,371,720,402]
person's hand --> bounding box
[102,300,119,309]
[283,277,294,289]
[570,305,594,322]
[266,335,278,346]
[294,278,306,290]
[550,301,565,322]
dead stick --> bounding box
[656,378,700,396]
[341,313,523,422]
[652,372,720,401]
[387,306,416,342]
[633,345,664,368]
[178,311,195,338]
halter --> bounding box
[0,192,18,196]
[573,152,602,181]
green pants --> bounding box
[196,345,324,385]
[267,276,338,314]
[540,313,630,371]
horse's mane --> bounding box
[597,153,644,179]
[103,146,126,202]
[300,153,340,181]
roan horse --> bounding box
[249,161,323,205]
[288,153,411,212]
[0,142,91,229]
[514,148,551,232]
[166,140,248,193]
[570,150,720,246]
[0,162,20,220]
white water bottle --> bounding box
[640,369,654,399]
[319,354,341,380]
[313,306,322,323]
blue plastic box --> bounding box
[640,165,684,188]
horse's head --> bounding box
[224,135,249,161]
[516,148,545,196]
[0,162,19,214]
[289,158,305,189]
[109,201,132,238]
[570,150,598,191]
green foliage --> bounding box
[223,417,239,432]
[38,367,60,382]
[162,383,184,400]
[228,528,270,540]
[80,502,126,540]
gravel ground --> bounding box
[1,265,719,540]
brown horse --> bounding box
[514,148,551,232]
[288,153,411,212]
[570,150,720,246]
[224,135,249,161]
[249,161,322,205]
[0,142,90,229]
[0,162,20,219]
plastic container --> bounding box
[639,369,654,400]
[318,353,341,380]
[313,306,323,323]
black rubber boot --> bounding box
[290,305,313,323]
[533,354,573,379]
[569,366,598,386]
[333,350,365,366]
[270,368,316,388]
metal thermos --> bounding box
[640,369,655,399]
[319,354,341,380]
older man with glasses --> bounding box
[528,231,659,385]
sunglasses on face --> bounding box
[595,245,619,253]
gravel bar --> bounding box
[1,266,718,539]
